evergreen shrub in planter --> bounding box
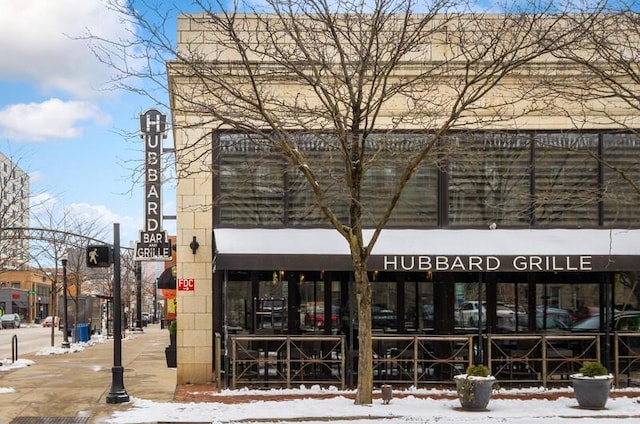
[570,361,613,410]
[454,364,496,411]
[169,320,177,347]
[165,320,177,368]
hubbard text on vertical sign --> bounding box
[136,109,171,261]
[140,109,166,234]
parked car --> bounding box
[572,311,640,332]
[457,301,515,328]
[422,304,434,328]
[572,306,601,323]
[42,316,60,328]
[535,306,574,329]
[372,304,397,329]
[1,313,21,329]
[304,305,339,329]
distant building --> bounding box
[0,151,30,270]
[0,269,54,322]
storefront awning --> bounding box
[12,300,28,309]
[157,265,176,290]
[213,228,640,272]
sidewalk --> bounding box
[2,327,640,424]
[0,324,178,424]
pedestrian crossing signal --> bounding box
[86,245,112,268]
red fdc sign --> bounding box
[178,278,195,291]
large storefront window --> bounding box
[534,134,599,226]
[299,279,341,331]
[603,134,640,227]
[363,157,438,227]
[218,134,284,226]
[217,133,439,227]
[287,141,350,226]
[448,133,531,226]
[217,131,640,228]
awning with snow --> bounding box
[213,228,640,273]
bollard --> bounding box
[381,384,392,404]
[11,335,18,363]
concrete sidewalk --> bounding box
[0,324,177,424]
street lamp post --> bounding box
[106,222,129,403]
[61,253,70,348]
[135,261,142,330]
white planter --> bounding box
[570,373,613,410]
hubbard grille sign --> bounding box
[381,255,596,272]
[135,109,172,261]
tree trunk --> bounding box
[354,261,373,405]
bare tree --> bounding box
[547,6,640,305]
[89,0,606,403]
[30,198,109,344]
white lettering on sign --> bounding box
[382,255,593,272]
[136,245,172,259]
[178,278,195,291]
[142,232,166,243]
[140,109,167,236]
[135,232,171,261]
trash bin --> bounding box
[35,317,41,324]
[77,323,90,342]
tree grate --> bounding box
[10,418,90,424]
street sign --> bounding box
[28,290,36,295]
[178,278,195,291]
[87,245,112,267]
[135,230,172,261]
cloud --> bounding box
[28,170,45,184]
[0,0,136,98]
[0,98,110,141]
[65,202,140,245]
[30,194,141,245]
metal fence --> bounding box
[229,335,345,389]
[225,332,640,389]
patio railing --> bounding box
[226,332,640,389]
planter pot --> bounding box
[570,374,613,410]
[165,345,177,368]
[454,375,496,411]
[170,333,176,347]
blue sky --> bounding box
[0,0,180,246]
[0,0,533,248]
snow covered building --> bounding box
[167,13,640,387]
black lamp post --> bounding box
[107,222,129,403]
[61,253,70,348]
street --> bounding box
[0,323,63,359]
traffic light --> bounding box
[86,245,112,267]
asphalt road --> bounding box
[0,324,64,360]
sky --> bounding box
[0,0,180,247]
[0,0,511,251]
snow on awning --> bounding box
[213,228,640,272]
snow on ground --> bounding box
[105,387,640,424]
[2,335,640,423]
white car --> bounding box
[457,301,514,328]
[1,313,21,329]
